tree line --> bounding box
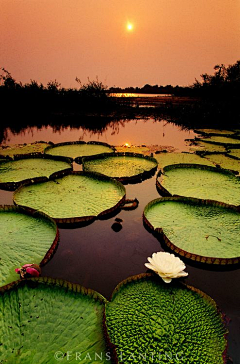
[0,60,239,127]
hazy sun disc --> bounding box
[127,22,133,31]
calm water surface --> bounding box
[1,118,239,363]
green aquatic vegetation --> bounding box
[0,157,72,190]
[143,197,240,264]
[228,148,240,160]
[200,135,240,146]
[115,145,150,154]
[105,274,227,363]
[0,206,58,287]
[188,140,227,153]
[203,153,240,174]
[0,278,108,363]
[194,129,235,136]
[154,152,213,168]
[158,164,240,206]
[82,153,158,181]
[44,141,114,160]
[0,142,50,158]
[13,172,126,223]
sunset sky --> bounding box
[1,0,239,89]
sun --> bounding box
[126,22,134,31]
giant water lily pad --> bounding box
[143,197,240,264]
[105,273,227,363]
[14,171,126,224]
[0,156,72,190]
[188,140,227,153]
[154,152,213,168]
[0,206,58,287]
[157,164,240,206]
[0,142,51,158]
[228,148,240,160]
[194,129,235,136]
[203,153,240,174]
[44,141,114,161]
[0,278,108,363]
[199,135,240,147]
[81,153,158,182]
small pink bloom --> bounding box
[22,264,34,268]
[25,267,40,277]
[15,263,41,278]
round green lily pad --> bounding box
[0,206,58,287]
[157,164,240,206]
[81,153,158,182]
[199,136,240,147]
[44,141,115,160]
[194,129,235,136]
[0,278,108,363]
[228,148,240,160]
[203,153,240,174]
[189,140,227,153]
[154,152,214,168]
[143,196,240,264]
[13,171,126,224]
[105,273,227,363]
[0,156,72,190]
[0,142,51,158]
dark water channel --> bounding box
[1,118,240,363]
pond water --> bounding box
[1,118,239,363]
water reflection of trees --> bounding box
[0,116,133,144]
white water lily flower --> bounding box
[145,251,188,283]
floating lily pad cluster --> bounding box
[189,140,227,153]
[0,274,227,364]
[150,132,240,266]
[0,136,234,363]
[199,135,240,146]
[188,131,240,153]
[228,148,240,160]
[195,129,236,135]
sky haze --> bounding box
[1,0,239,88]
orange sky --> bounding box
[1,0,239,88]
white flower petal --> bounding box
[161,276,172,283]
[144,251,188,283]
